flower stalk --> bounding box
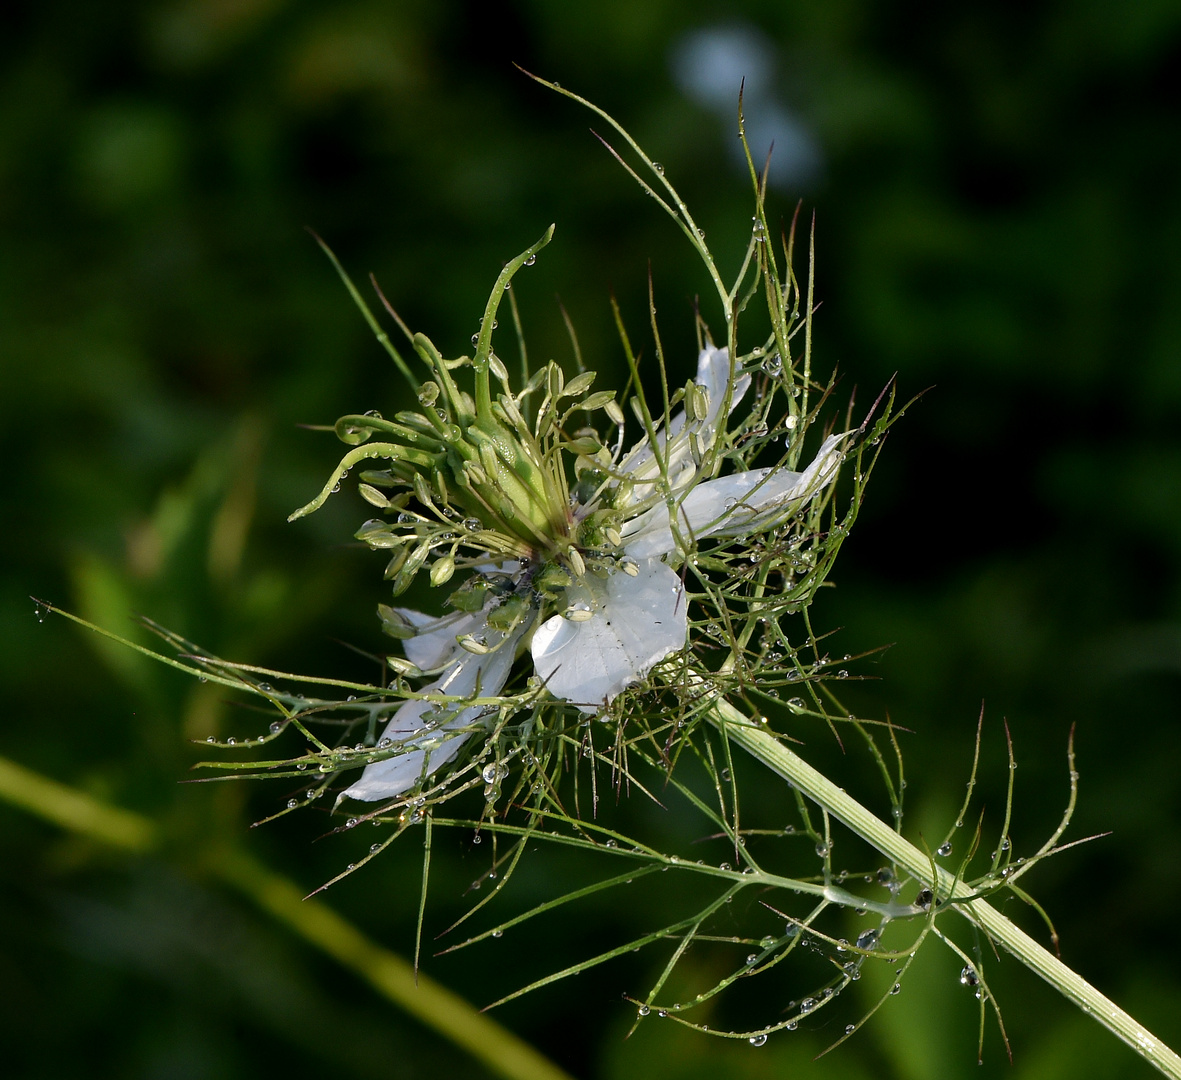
[709,695,1181,1078]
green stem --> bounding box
[707,698,1181,1078]
[0,755,574,1080]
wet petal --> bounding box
[622,431,850,558]
[343,624,523,801]
[531,558,687,713]
[394,608,487,670]
[618,346,749,501]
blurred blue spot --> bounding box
[671,25,822,191]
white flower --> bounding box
[532,346,849,714]
[345,346,848,797]
[343,611,524,802]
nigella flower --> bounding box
[340,344,846,800]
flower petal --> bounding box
[622,431,850,558]
[393,608,486,670]
[618,346,749,502]
[343,621,524,801]
[530,558,687,713]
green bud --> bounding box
[430,555,456,586]
[391,541,431,595]
[562,370,596,398]
[377,604,415,639]
[579,390,615,412]
[358,483,390,508]
[458,635,492,654]
[356,519,403,549]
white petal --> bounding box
[694,345,752,426]
[343,623,523,802]
[617,346,749,501]
[530,559,687,713]
[394,608,486,670]
[622,431,851,558]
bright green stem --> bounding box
[707,698,1181,1079]
[0,755,574,1080]
[473,225,555,425]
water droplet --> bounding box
[746,953,758,966]
[787,696,806,711]
[890,983,902,995]
[472,832,482,845]
[915,888,933,910]
[345,818,358,829]
[799,998,816,1014]
[225,737,236,746]
[815,841,830,858]
[482,762,505,785]
[786,1020,798,1031]
[960,966,979,987]
[855,928,879,951]
[524,254,537,266]
[749,1034,767,1047]
[938,841,953,857]
[637,1004,650,1016]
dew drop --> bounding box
[749,1034,767,1047]
[960,967,979,987]
[855,928,879,951]
[637,1005,650,1016]
[937,841,953,857]
[890,983,902,995]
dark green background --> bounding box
[4,2,1180,1077]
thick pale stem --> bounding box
[707,697,1181,1078]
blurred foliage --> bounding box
[3,1,1181,1078]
